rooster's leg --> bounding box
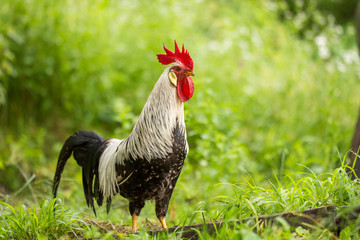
[158,216,167,229]
[129,201,145,232]
[155,194,172,229]
[132,214,138,232]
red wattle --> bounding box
[177,76,194,102]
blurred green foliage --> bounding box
[0,0,359,231]
[274,0,358,38]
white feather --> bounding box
[98,139,122,198]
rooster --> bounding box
[52,41,194,231]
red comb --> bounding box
[157,40,193,71]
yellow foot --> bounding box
[132,214,138,232]
[159,217,167,229]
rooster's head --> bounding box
[157,40,194,102]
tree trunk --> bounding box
[349,3,360,179]
[350,113,360,179]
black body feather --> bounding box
[118,123,187,219]
[52,130,106,215]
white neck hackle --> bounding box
[122,65,186,161]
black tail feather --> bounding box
[52,130,106,215]
[106,198,112,215]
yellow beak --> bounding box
[185,71,195,77]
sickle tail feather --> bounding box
[52,130,106,215]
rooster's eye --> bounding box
[175,67,181,71]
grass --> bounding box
[0,199,88,239]
[1,163,360,239]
